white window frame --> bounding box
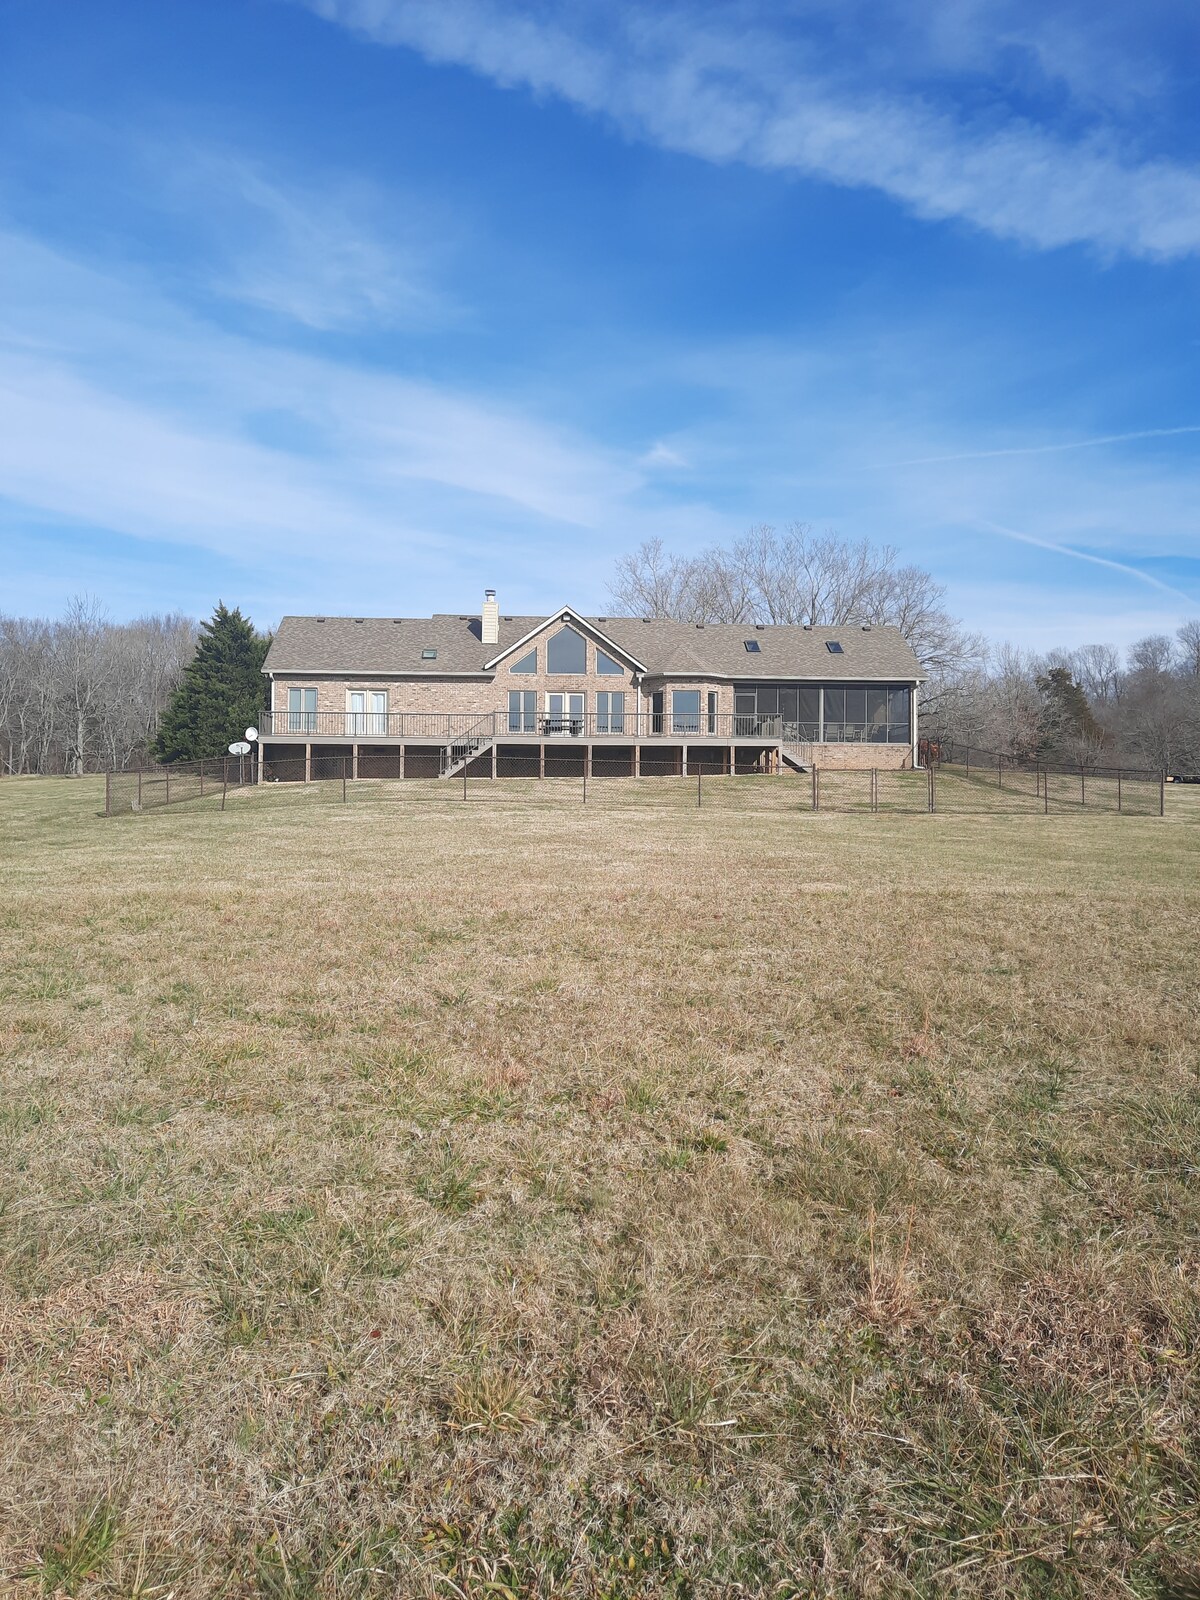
[545,691,584,734]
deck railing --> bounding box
[260,709,912,744]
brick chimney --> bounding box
[481,588,499,646]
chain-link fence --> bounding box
[929,741,1163,816]
[236,752,1167,816]
[104,756,256,816]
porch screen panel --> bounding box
[820,684,911,742]
[887,687,911,743]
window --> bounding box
[546,692,584,733]
[547,626,586,673]
[707,691,718,734]
[597,649,625,676]
[345,690,388,737]
[826,640,844,654]
[421,647,437,660]
[671,689,701,734]
[288,686,317,733]
[511,648,537,674]
[743,639,761,653]
[508,690,535,733]
[597,690,625,733]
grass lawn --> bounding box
[1,776,1198,1598]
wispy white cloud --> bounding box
[6,110,456,334]
[640,440,689,469]
[176,151,452,331]
[301,0,1200,260]
[976,519,1197,605]
[0,228,728,612]
[888,424,1200,467]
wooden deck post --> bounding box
[633,744,640,778]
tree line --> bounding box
[610,529,1200,773]
[0,600,269,773]
[934,630,1200,773]
[3,541,1197,775]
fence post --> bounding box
[966,745,970,778]
[1117,769,1122,812]
[343,758,348,803]
[872,767,878,812]
[1081,767,1086,807]
[105,771,111,816]
[1160,771,1166,817]
[697,769,701,808]
[221,768,228,811]
[137,769,142,810]
[200,766,205,798]
[812,766,819,812]
[165,767,170,806]
[997,755,1002,788]
[583,768,588,805]
[1043,768,1049,814]
[928,763,935,813]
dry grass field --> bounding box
[2,776,1199,1599]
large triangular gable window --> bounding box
[597,649,625,676]
[547,626,586,674]
[511,648,537,674]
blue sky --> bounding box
[2,0,1198,650]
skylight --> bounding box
[421,647,437,660]
[826,641,844,654]
[743,639,761,653]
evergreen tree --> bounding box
[1035,666,1101,759]
[154,604,270,762]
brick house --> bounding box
[258,591,923,780]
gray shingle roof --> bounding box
[263,611,922,681]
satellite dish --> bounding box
[244,725,259,742]
[228,740,251,755]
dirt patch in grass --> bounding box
[1,776,1198,1597]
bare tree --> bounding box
[1176,619,1200,679]
[0,602,197,775]
[609,525,983,678]
[1070,642,1123,706]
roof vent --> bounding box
[354,618,364,624]
[861,624,871,631]
[695,623,704,629]
[755,623,765,630]
[642,617,653,623]
[316,616,326,622]
[503,615,513,621]
[393,618,403,624]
